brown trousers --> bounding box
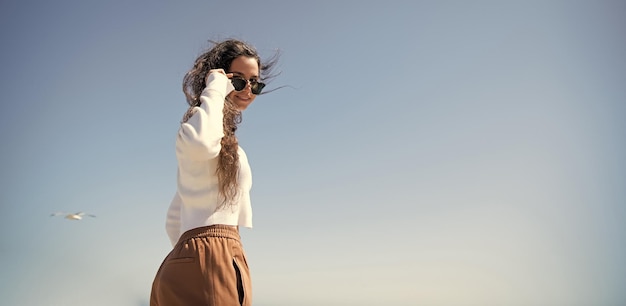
[150,225,251,306]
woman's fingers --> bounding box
[208,68,225,75]
[205,70,234,87]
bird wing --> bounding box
[75,212,96,218]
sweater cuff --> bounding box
[205,72,235,96]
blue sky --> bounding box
[1,1,625,305]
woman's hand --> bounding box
[205,69,233,86]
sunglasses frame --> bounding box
[230,75,266,95]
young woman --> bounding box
[150,39,277,306]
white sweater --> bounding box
[165,72,252,246]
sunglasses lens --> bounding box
[251,82,266,95]
[231,78,247,91]
[231,77,266,95]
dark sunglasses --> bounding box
[231,76,266,95]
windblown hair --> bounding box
[181,39,278,208]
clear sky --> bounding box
[1,1,624,305]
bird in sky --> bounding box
[50,212,96,220]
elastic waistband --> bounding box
[178,225,240,244]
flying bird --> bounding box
[50,212,96,220]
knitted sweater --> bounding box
[165,72,252,246]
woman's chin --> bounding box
[234,99,253,110]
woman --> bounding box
[150,39,277,306]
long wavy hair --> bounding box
[181,39,278,208]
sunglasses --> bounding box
[230,76,266,95]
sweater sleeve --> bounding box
[176,72,235,160]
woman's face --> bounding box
[227,56,260,111]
